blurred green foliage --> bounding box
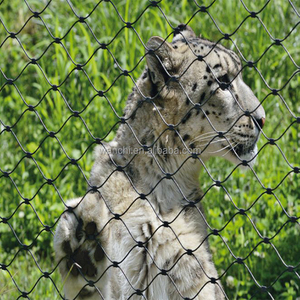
[0,0,299,299]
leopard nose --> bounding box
[255,117,265,129]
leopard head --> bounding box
[144,25,265,167]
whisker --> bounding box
[189,133,234,145]
[189,133,217,144]
[207,143,235,154]
[222,142,239,157]
[189,136,217,145]
[198,139,233,148]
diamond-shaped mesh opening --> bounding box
[1,0,300,299]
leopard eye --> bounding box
[217,74,230,83]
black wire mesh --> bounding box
[0,0,300,299]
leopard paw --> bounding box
[54,194,107,299]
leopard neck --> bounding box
[112,124,203,215]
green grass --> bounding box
[0,0,300,299]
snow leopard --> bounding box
[54,25,265,299]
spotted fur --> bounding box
[54,25,265,299]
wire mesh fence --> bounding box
[0,0,300,299]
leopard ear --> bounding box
[172,24,196,43]
[146,36,178,87]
